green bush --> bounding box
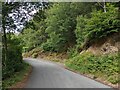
[41,42,54,52]
[75,15,87,47]
[44,3,87,52]
[67,47,79,58]
[66,52,119,84]
[2,62,31,88]
[2,34,23,80]
[86,4,119,41]
[75,4,119,49]
[2,45,23,79]
[41,39,66,52]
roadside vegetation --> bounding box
[2,33,32,89]
[2,2,120,88]
[2,62,31,88]
[20,2,120,87]
[2,2,39,88]
[66,52,119,84]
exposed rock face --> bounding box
[101,43,118,54]
[87,32,120,55]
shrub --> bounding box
[41,39,66,52]
[67,47,79,58]
[75,4,119,49]
[66,52,119,84]
[2,34,23,80]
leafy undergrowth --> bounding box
[23,47,68,63]
[23,47,119,87]
[23,47,42,58]
[2,62,31,89]
[65,52,119,86]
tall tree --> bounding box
[2,1,47,66]
[42,2,94,52]
[2,2,20,65]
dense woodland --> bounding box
[2,2,120,87]
[20,3,120,52]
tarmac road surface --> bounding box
[24,58,112,89]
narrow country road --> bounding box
[24,58,112,88]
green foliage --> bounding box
[19,10,47,52]
[41,37,66,52]
[17,2,119,85]
[108,75,119,84]
[2,34,23,79]
[66,52,119,84]
[2,62,31,88]
[20,2,95,52]
[67,47,78,58]
[19,26,47,52]
[75,15,88,46]
[19,28,38,51]
[43,3,93,52]
[23,47,42,58]
[75,4,119,49]
[86,4,119,40]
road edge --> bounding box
[9,65,32,88]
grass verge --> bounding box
[65,52,119,88]
[23,47,119,88]
[2,62,32,89]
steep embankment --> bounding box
[86,32,120,55]
[66,32,120,88]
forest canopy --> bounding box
[19,2,120,52]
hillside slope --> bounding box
[86,32,120,55]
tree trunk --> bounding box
[103,0,106,13]
[2,21,7,67]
